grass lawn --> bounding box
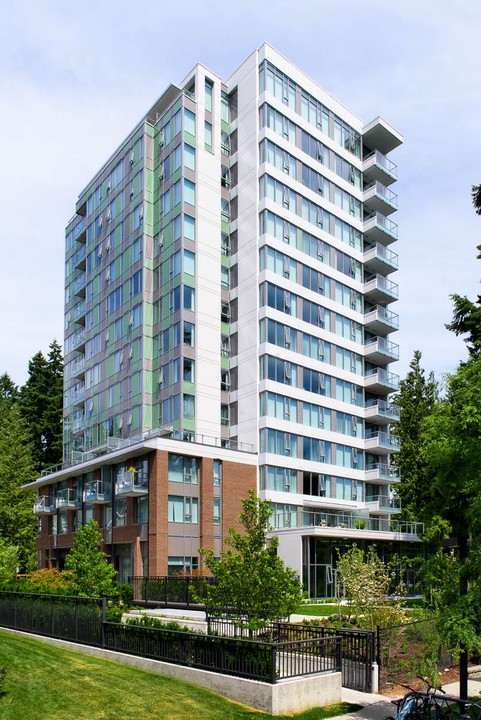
[295,604,341,617]
[0,630,360,720]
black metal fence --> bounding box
[206,617,374,692]
[130,576,214,607]
[0,592,341,684]
[377,617,453,690]
[0,591,103,646]
[104,621,341,683]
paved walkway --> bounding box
[336,672,481,720]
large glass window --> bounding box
[168,454,199,483]
[168,496,198,523]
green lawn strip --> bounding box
[0,630,361,720]
[295,605,342,616]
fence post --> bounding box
[101,597,107,649]
[376,625,381,667]
[336,636,342,673]
[271,643,277,684]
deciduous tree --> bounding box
[64,519,116,597]
[199,490,303,630]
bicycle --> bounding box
[384,679,448,720]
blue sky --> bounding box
[1,0,480,385]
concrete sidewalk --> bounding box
[335,672,481,720]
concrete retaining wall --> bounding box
[1,627,342,715]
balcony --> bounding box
[364,305,399,335]
[364,336,400,364]
[115,470,149,497]
[366,495,401,514]
[71,355,85,378]
[34,496,57,514]
[71,328,85,351]
[73,217,87,242]
[363,181,398,216]
[73,244,86,270]
[363,243,398,276]
[84,480,111,504]
[363,212,398,246]
[365,430,400,454]
[362,150,398,186]
[56,488,82,509]
[365,462,400,484]
[70,385,85,406]
[362,117,403,156]
[364,399,400,424]
[73,272,86,297]
[364,367,400,393]
[364,274,398,304]
[72,300,86,322]
[276,509,422,537]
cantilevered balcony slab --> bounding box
[83,480,111,504]
[365,462,400,484]
[364,305,399,335]
[364,368,400,393]
[34,496,57,514]
[365,495,402,514]
[56,488,82,510]
[364,274,398,304]
[362,117,403,156]
[363,212,398,246]
[363,181,398,216]
[364,337,400,365]
[362,150,398,186]
[364,399,400,424]
[115,471,149,497]
[363,243,398,276]
[365,431,400,455]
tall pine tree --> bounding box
[19,340,63,473]
[0,402,37,570]
[392,350,438,521]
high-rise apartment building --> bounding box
[30,44,422,594]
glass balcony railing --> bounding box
[56,488,82,509]
[366,495,402,512]
[364,180,398,209]
[364,430,400,449]
[83,480,111,503]
[365,462,401,481]
[364,305,399,328]
[271,509,422,536]
[33,495,57,514]
[364,398,400,420]
[364,273,399,299]
[364,211,398,240]
[363,243,399,269]
[363,150,398,178]
[364,336,400,359]
[115,470,149,496]
[365,367,400,386]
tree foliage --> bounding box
[336,544,405,630]
[418,355,481,696]
[19,340,63,473]
[64,519,117,597]
[0,403,37,570]
[392,350,438,521]
[199,490,303,630]
[0,538,20,585]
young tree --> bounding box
[392,350,438,520]
[0,403,37,570]
[336,544,405,631]
[0,539,20,586]
[199,490,303,630]
[19,340,63,473]
[64,519,117,597]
